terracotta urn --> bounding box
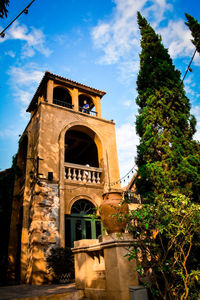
[100,190,129,234]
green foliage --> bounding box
[126,193,200,299]
[126,12,200,299]
[46,247,74,282]
[135,12,200,203]
[0,0,9,18]
[185,13,200,54]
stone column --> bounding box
[46,79,54,104]
[102,233,138,300]
[71,88,79,111]
[94,96,102,118]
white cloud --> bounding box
[92,0,145,65]
[191,105,200,142]
[1,21,52,58]
[158,19,194,58]
[92,0,198,85]
[0,128,20,138]
[7,64,44,118]
[193,53,200,66]
[91,0,175,84]
[4,50,16,58]
[123,100,132,107]
[8,65,43,87]
[116,123,139,182]
[91,0,173,65]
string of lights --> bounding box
[182,49,197,82]
[109,164,137,187]
[0,0,35,38]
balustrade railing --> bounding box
[52,99,97,116]
[79,106,97,116]
[53,99,74,109]
[64,162,103,184]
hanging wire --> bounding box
[0,0,35,38]
[109,164,137,187]
[181,49,197,82]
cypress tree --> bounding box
[185,13,200,54]
[135,12,200,203]
[0,0,9,19]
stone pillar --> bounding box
[72,233,138,300]
[46,79,54,104]
[94,96,102,118]
[103,233,138,300]
[71,88,79,111]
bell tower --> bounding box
[8,71,121,284]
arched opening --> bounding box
[18,135,28,180]
[53,87,73,109]
[65,129,99,167]
[65,199,103,247]
[79,94,96,116]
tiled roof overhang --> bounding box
[26,71,106,112]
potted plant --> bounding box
[100,189,129,234]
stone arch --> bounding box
[78,93,94,111]
[66,194,98,214]
[53,86,72,108]
[59,121,104,169]
[65,197,103,247]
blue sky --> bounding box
[0,0,200,185]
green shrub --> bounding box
[46,247,74,283]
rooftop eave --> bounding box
[26,71,106,113]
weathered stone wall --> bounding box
[26,181,59,284]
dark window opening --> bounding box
[18,135,28,180]
[65,130,99,167]
[53,87,73,109]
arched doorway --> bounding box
[65,199,103,248]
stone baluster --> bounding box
[73,168,77,180]
[92,171,96,183]
[78,169,82,181]
[67,168,72,180]
[82,170,87,182]
[97,172,100,184]
[87,171,91,183]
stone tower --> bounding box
[8,71,120,284]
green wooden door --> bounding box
[65,199,103,248]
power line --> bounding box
[0,0,35,38]
[109,164,137,187]
[182,49,197,82]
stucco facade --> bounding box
[8,71,121,284]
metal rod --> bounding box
[182,49,197,82]
[0,0,35,37]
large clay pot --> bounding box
[100,190,129,234]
